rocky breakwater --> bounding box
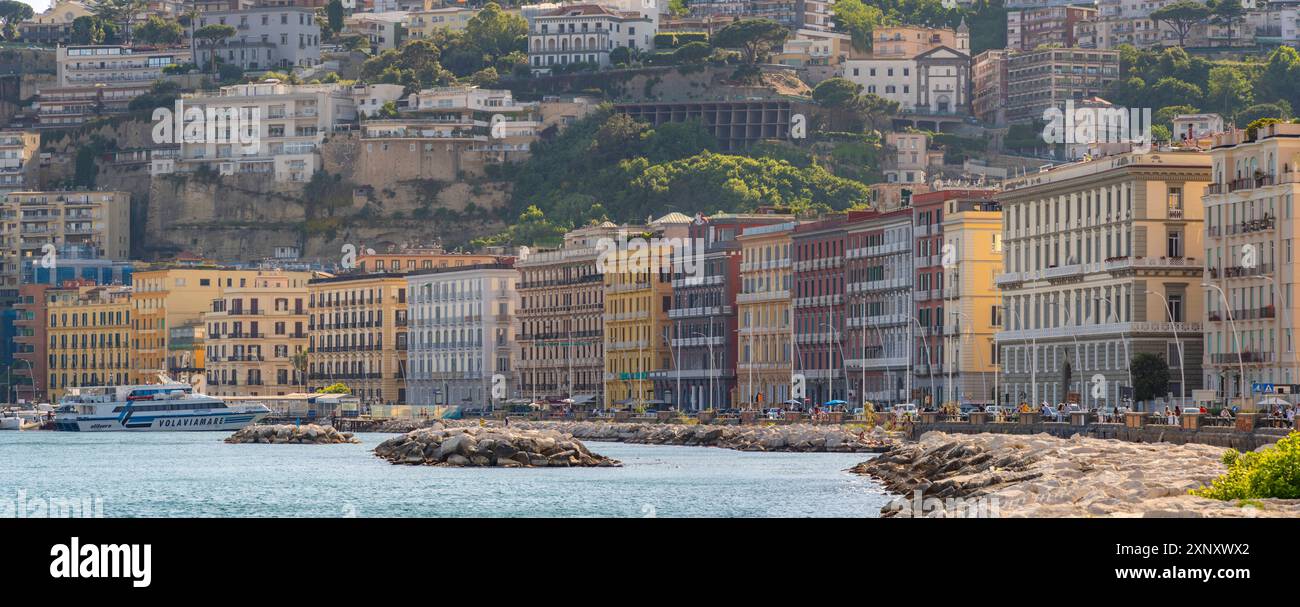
[854,431,1300,517]
[373,424,620,467]
[513,421,895,453]
[225,424,359,444]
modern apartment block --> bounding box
[192,6,322,70]
[1202,122,1300,404]
[47,284,133,400]
[736,220,797,409]
[36,45,189,127]
[345,11,408,52]
[0,131,41,193]
[202,270,312,397]
[655,214,789,411]
[995,150,1209,410]
[844,209,914,409]
[516,222,621,405]
[972,49,1008,125]
[1005,48,1120,124]
[129,268,266,383]
[791,216,848,406]
[161,81,357,182]
[0,190,131,304]
[1006,6,1097,51]
[306,273,409,410]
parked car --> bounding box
[766,408,782,420]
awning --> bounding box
[570,394,597,404]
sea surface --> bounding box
[0,431,890,518]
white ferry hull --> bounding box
[55,410,269,432]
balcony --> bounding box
[995,321,1202,342]
[736,290,790,305]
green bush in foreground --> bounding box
[1192,431,1300,500]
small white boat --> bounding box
[0,408,43,431]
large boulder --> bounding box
[373,426,619,468]
[226,424,359,445]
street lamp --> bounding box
[819,321,850,405]
[1203,282,1248,408]
[662,333,681,412]
[1048,300,1083,408]
[1258,275,1296,389]
[1143,289,1186,406]
[908,314,938,407]
[691,330,714,411]
[1092,294,1134,404]
[1004,302,1038,409]
[949,310,988,408]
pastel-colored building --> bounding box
[202,270,312,397]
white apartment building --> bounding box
[0,132,40,193]
[36,45,189,127]
[406,263,520,411]
[351,83,406,117]
[193,6,321,71]
[161,81,357,182]
[843,46,971,115]
[1202,122,1300,405]
[1172,113,1226,142]
[345,11,408,52]
[528,4,655,71]
[995,150,1210,410]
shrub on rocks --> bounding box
[225,424,359,444]
[373,425,620,467]
[1193,431,1300,500]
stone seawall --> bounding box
[910,421,1291,451]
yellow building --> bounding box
[130,267,266,384]
[602,245,673,410]
[407,6,478,38]
[356,246,504,274]
[47,284,133,400]
[940,197,1003,406]
[203,270,312,397]
[307,273,409,407]
[736,221,796,409]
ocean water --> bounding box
[0,432,890,518]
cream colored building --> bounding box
[0,190,131,304]
[408,6,478,38]
[736,221,796,409]
[995,150,1209,409]
[161,81,358,183]
[130,268,268,384]
[940,197,1004,406]
[602,240,674,409]
[307,273,409,408]
[1202,121,1300,405]
[203,270,312,397]
[47,284,133,400]
[0,131,41,193]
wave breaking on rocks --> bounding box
[373,424,620,467]
[854,431,1300,517]
[226,424,359,444]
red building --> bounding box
[791,216,848,407]
[13,284,52,403]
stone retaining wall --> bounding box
[909,421,1292,451]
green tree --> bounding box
[1206,65,1252,118]
[1237,101,1293,128]
[464,2,527,61]
[1148,77,1204,112]
[1209,0,1246,47]
[813,77,864,109]
[674,41,711,64]
[90,0,145,41]
[71,15,108,44]
[610,45,632,66]
[134,16,182,46]
[832,0,886,53]
[0,0,34,40]
[1131,353,1171,402]
[712,19,790,64]
[326,0,344,35]
[194,23,237,73]
[317,382,351,394]
[1150,0,1211,47]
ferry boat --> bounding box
[53,384,270,432]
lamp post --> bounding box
[1143,289,1186,406]
[908,314,938,408]
[1048,300,1083,409]
[1259,275,1295,392]
[1203,282,1248,409]
[1092,294,1134,405]
[691,330,713,411]
[1004,302,1037,409]
[663,333,681,412]
[819,321,851,405]
[950,310,988,408]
